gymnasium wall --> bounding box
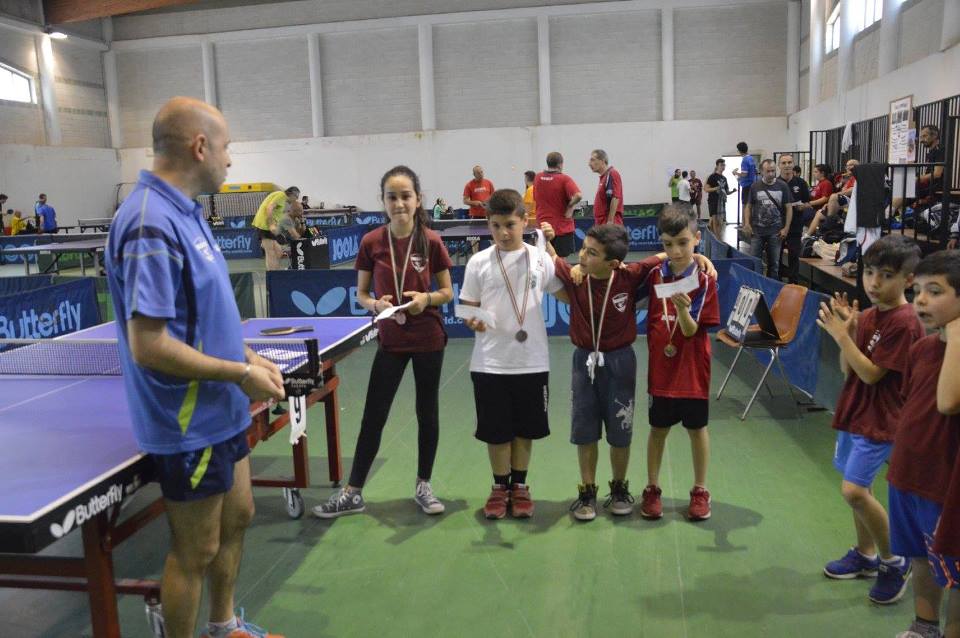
[0,26,44,145]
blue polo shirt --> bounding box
[36,204,57,231]
[105,170,249,454]
[739,155,757,188]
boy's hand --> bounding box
[692,254,717,278]
[540,222,556,241]
[671,292,692,312]
[570,264,585,285]
[402,291,429,315]
[829,292,859,336]
[817,300,855,342]
[463,317,487,332]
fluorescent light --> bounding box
[48,31,68,40]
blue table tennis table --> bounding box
[0,316,377,638]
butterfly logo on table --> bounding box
[290,288,349,316]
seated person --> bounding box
[9,210,31,235]
[892,125,944,216]
[802,163,834,227]
[433,198,446,220]
[807,159,857,238]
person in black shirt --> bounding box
[777,154,811,284]
[892,125,945,215]
[705,158,736,237]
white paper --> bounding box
[288,395,307,445]
[455,304,497,329]
[374,301,414,322]
[653,270,700,298]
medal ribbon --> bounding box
[659,263,706,353]
[495,247,531,333]
[586,271,615,382]
[387,225,415,305]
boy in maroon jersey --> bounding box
[816,234,923,605]
[639,205,720,521]
[887,250,960,638]
[546,224,715,520]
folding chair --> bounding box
[715,284,807,420]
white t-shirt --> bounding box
[460,243,562,374]
[678,178,691,201]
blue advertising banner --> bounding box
[221,212,387,230]
[572,217,661,252]
[211,228,260,259]
[0,275,54,296]
[719,263,827,397]
[0,235,42,265]
[324,225,368,265]
[0,278,100,339]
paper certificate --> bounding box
[653,270,700,298]
[374,301,414,322]
[455,304,497,329]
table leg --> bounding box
[82,512,121,638]
[324,366,343,484]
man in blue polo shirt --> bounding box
[105,96,285,638]
[35,193,58,234]
[732,141,757,211]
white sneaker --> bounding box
[414,480,445,515]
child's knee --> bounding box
[840,481,870,507]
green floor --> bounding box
[1,338,912,637]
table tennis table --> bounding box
[438,223,537,263]
[59,218,115,234]
[0,236,108,276]
[0,316,377,638]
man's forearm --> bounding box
[131,321,246,383]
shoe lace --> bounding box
[326,489,352,510]
[416,481,439,504]
[234,609,268,638]
[603,482,635,508]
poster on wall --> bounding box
[888,95,916,198]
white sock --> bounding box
[856,549,878,560]
[207,616,240,636]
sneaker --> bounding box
[869,558,912,604]
[895,619,943,638]
[688,486,712,521]
[569,484,598,521]
[483,485,510,520]
[201,608,284,638]
[603,479,635,516]
[510,483,534,518]
[640,485,663,520]
[312,488,365,519]
[823,548,880,579]
[414,480,445,515]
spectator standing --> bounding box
[589,149,624,225]
[463,166,494,219]
[732,142,757,210]
[523,170,537,228]
[743,159,793,279]
[705,159,736,237]
[689,170,703,218]
[668,169,681,202]
[777,154,811,284]
[35,193,58,234]
[533,152,582,258]
[677,171,691,205]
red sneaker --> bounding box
[509,483,534,518]
[688,486,712,521]
[640,484,663,519]
[483,485,509,519]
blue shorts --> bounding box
[832,431,891,487]
[888,486,960,589]
[151,430,250,502]
[570,346,636,448]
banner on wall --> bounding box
[0,279,100,339]
[211,228,260,259]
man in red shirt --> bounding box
[533,152,581,257]
[462,166,494,219]
[589,149,623,226]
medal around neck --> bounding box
[664,343,677,358]
[515,329,527,342]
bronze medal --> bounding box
[515,329,528,342]
[664,343,677,358]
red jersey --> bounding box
[593,167,624,225]
[555,256,661,351]
[533,171,580,235]
[887,335,960,504]
[936,447,960,556]
[811,178,833,204]
[831,304,924,442]
[355,225,453,353]
[644,262,720,399]
[463,178,494,218]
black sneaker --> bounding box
[569,484,598,521]
[604,479,635,516]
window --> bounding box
[825,2,841,54]
[856,0,883,32]
[0,63,35,104]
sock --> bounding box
[494,473,510,488]
[206,617,240,636]
[511,469,527,486]
[856,548,878,560]
[914,617,940,638]
[881,555,905,566]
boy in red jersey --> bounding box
[888,251,960,638]
[817,234,923,605]
[639,205,720,521]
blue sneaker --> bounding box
[869,558,912,604]
[823,548,880,579]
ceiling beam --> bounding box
[43,0,198,24]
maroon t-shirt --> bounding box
[887,335,960,504]
[832,304,924,442]
[555,256,660,351]
[644,262,720,399]
[533,171,579,236]
[593,167,624,225]
[355,226,452,353]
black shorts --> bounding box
[472,371,550,444]
[708,201,723,218]
[257,228,278,241]
[551,233,576,258]
[151,430,250,501]
[649,396,709,430]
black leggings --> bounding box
[348,348,444,488]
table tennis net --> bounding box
[0,339,315,377]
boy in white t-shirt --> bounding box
[460,188,563,520]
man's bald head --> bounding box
[152,97,226,159]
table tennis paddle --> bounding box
[259,326,314,336]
